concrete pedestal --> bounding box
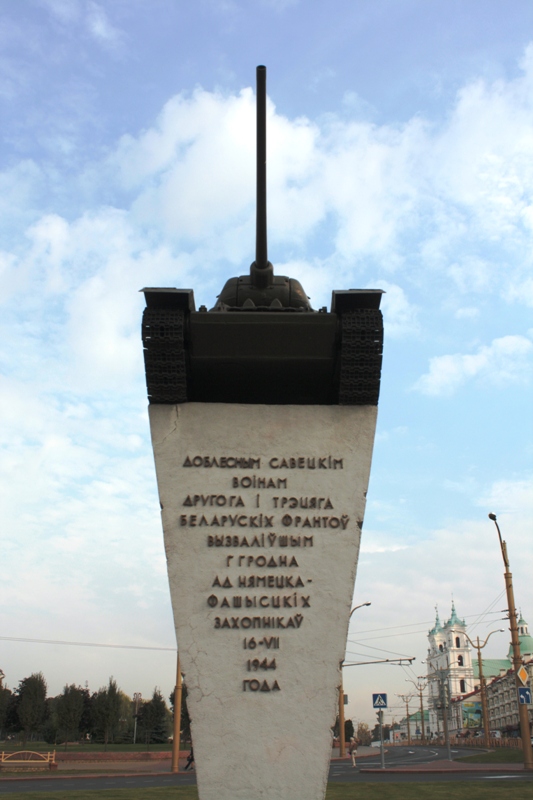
[149,403,378,800]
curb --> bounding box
[0,769,186,783]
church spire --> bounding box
[429,605,442,634]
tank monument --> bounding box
[141,66,384,800]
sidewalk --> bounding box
[331,745,376,761]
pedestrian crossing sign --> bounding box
[372,693,388,708]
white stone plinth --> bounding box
[149,403,378,800]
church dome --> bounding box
[508,616,533,659]
[444,601,466,628]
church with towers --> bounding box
[426,603,475,734]
[426,602,533,736]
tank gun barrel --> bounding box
[256,65,267,270]
[251,65,272,289]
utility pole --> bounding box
[171,654,183,774]
[489,514,533,771]
[339,602,371,757]
[439,674,452,761]
[464,629,503,748]
[406,678,427,743]
[397,694,413,745]
[426,667,452,760]
[338,668,346,758]
[377,709,385,769]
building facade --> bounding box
[485,617,533,736]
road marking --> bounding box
[483,776,522,780]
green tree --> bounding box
[16,672,47,745]
[0,685,12,739]
[116,691,134,743]
[79,687,93,741]
[92,677,122,750]
[41,697,60,745]
[356,721,371,746]
[371,721,391,742]
[57,684,85,749]
[332,716,353,741]
[140,688,170,745]
[344,719,354,741]
[169,682,191,742]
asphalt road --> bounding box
[1,747,532,793]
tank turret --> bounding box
[142,66,383,405]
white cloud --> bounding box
[374,281,419,338]
[38,0,125,51]
[85,2,123,46]
[478,476,533,517]
[37,0,83,24]
[413,335,533,396]
[455,306,480,320]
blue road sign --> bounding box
[518,687,532,705]
[372,693,388,708]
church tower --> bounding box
[426,603,474,735]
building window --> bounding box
[439,644,443,652]
[455,636,460,648]
[460,679,466,693]
[458,655,464,666]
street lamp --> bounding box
[397,693,415,745]
[339,602,371,758]
[132,692,142,745]
[463,629,503,748]
[489,513,533,771]
[423,665,454,761]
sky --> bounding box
[1,0,532,730]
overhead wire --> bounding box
[0,635,176,652]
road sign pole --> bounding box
[379,710,385,770]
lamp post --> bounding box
[397,694,414,745]
[424,666,452,760]
[406,678,427,743]
[132,692,142,745]
[463,629,503,748]
[489,513,533,771]
[339,602,371,758]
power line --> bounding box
[346,640,415,659]
[1,600,508,655]
[348,608,503,638]
[0,636,176,652]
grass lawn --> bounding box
[457,748,525,763]
[1,784,532,800]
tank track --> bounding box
[142,308,188,404]
[338,309,383,405]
